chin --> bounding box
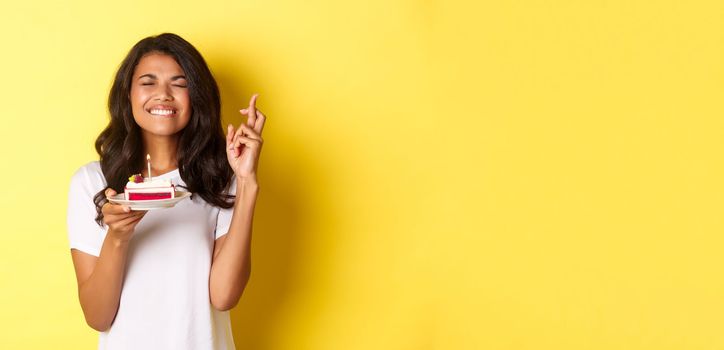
[140,126,186,137]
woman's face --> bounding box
[130,52,191,138]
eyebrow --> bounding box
[138,74,187,80]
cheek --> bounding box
[178,91,191,108]
[179,92,192,118]
[129,89,147,110]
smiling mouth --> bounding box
[146,107,178,116]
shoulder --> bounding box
[69,161,106,192]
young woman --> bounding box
[67,33,265,349]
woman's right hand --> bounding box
[103,188,146,242]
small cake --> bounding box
[124,174,175,200]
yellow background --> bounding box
[0,0,722,349]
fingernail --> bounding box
[124,206,130,212]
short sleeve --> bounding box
[214,177,237,240]
[67,163,108,257]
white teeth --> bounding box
[149,109,175,116]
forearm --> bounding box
[209,179,258,310]
[78,233,129,331]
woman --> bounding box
[67,33,265,349]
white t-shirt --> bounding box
[67,161,236,350]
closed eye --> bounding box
[140,83,186,87]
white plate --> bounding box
[107,191,192,210]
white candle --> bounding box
[147,154,152,181]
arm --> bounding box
[210,93,266,311]
[70,189,146,331]
[209,179,258,311]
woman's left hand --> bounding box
[226,93,266,182]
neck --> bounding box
[142,132,179,177]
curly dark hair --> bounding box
[93,33,234,225]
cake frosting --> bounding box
[124,174,175,200]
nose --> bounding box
[154,83,174,101]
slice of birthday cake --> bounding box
[124,174,175,200]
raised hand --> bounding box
[226,93,266,182]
